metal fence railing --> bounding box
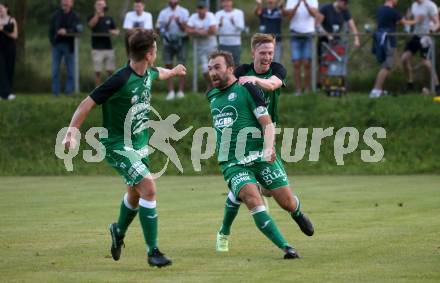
[65,31,439,94]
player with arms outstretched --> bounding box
[215,34,314,253]
[63,29,186,268]
[207,50,302,259]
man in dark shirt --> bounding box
[49,0,80,96]
[88,0,119,86]
[255,0,284,62]
[319,0,359,46]
[370,0,414,98]
[317,0,359,87]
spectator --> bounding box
[157,0,190,100]
[49,0,80,97]
[215,0,245,66]
[186,1,218,91]
[123,0,153,31]
[318,0,359,46]
[87,0,119,87]
[284,0,321,96]
[401,0,440,95]
[255,0,284,63]
[317,0,360,88]
[0,2,17,100]
[370,0,415,98]
[123,0,153,55]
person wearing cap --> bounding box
[157,0,190,100]
[215,0,245,67]
[186,1,218,91]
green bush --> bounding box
[1,94,439,176]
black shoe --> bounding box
[148,248,172,268]
[284,246,301,259]
[292,212,314,236]
[109,223,124,261]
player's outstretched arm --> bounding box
[258,114,276,164]
[157,65,187,81]
[63,97,96,150]
[239,75,283,92]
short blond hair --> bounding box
[251,33,276,50]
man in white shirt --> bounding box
[215,0,245,66]
[186,1,218,90]
[157,0,190,100]
[122,0,153,55]
[123,0,153,30]
[284,0,321,96]
[401,0,440,95]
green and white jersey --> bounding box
[207,81,269,171]
[234,62,287,124]
[90,64,159,150]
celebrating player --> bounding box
[207,50,303,259]
[62,29,186,268]
[215,34,314,253]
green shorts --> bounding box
[105,145,150,186]
[223,158,289,199]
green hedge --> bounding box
[1,93,439,176]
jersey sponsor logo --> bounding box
[230,171,252,190]
[261,166,287,185]
[131,87,139,94]
[212,106,238,130]
[228,92,237,101]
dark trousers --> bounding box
[0,41,16,99]
[51,43,74,96]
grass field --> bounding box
[1,176,439,283]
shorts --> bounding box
[218,45,241,66]
[404,36,430,59]
[381,47,396,69]
[163,38,188,65]
[290,34,313,61]
[105,145,150,186]
[91,49,116,72]
[223,158,290,199]
[196,44,217,73]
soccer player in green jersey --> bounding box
[62,29,186,268]
[207,50,300,259]
[215,34,314,253]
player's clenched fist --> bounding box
[62,134,77,151]
[173,64,187,76]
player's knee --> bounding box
[135,178,156,200]
[240,190,263,209]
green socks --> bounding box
[219,194,241,236]
[139,198,158,255]
[116,193,138,236]
[252,206,289,249]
